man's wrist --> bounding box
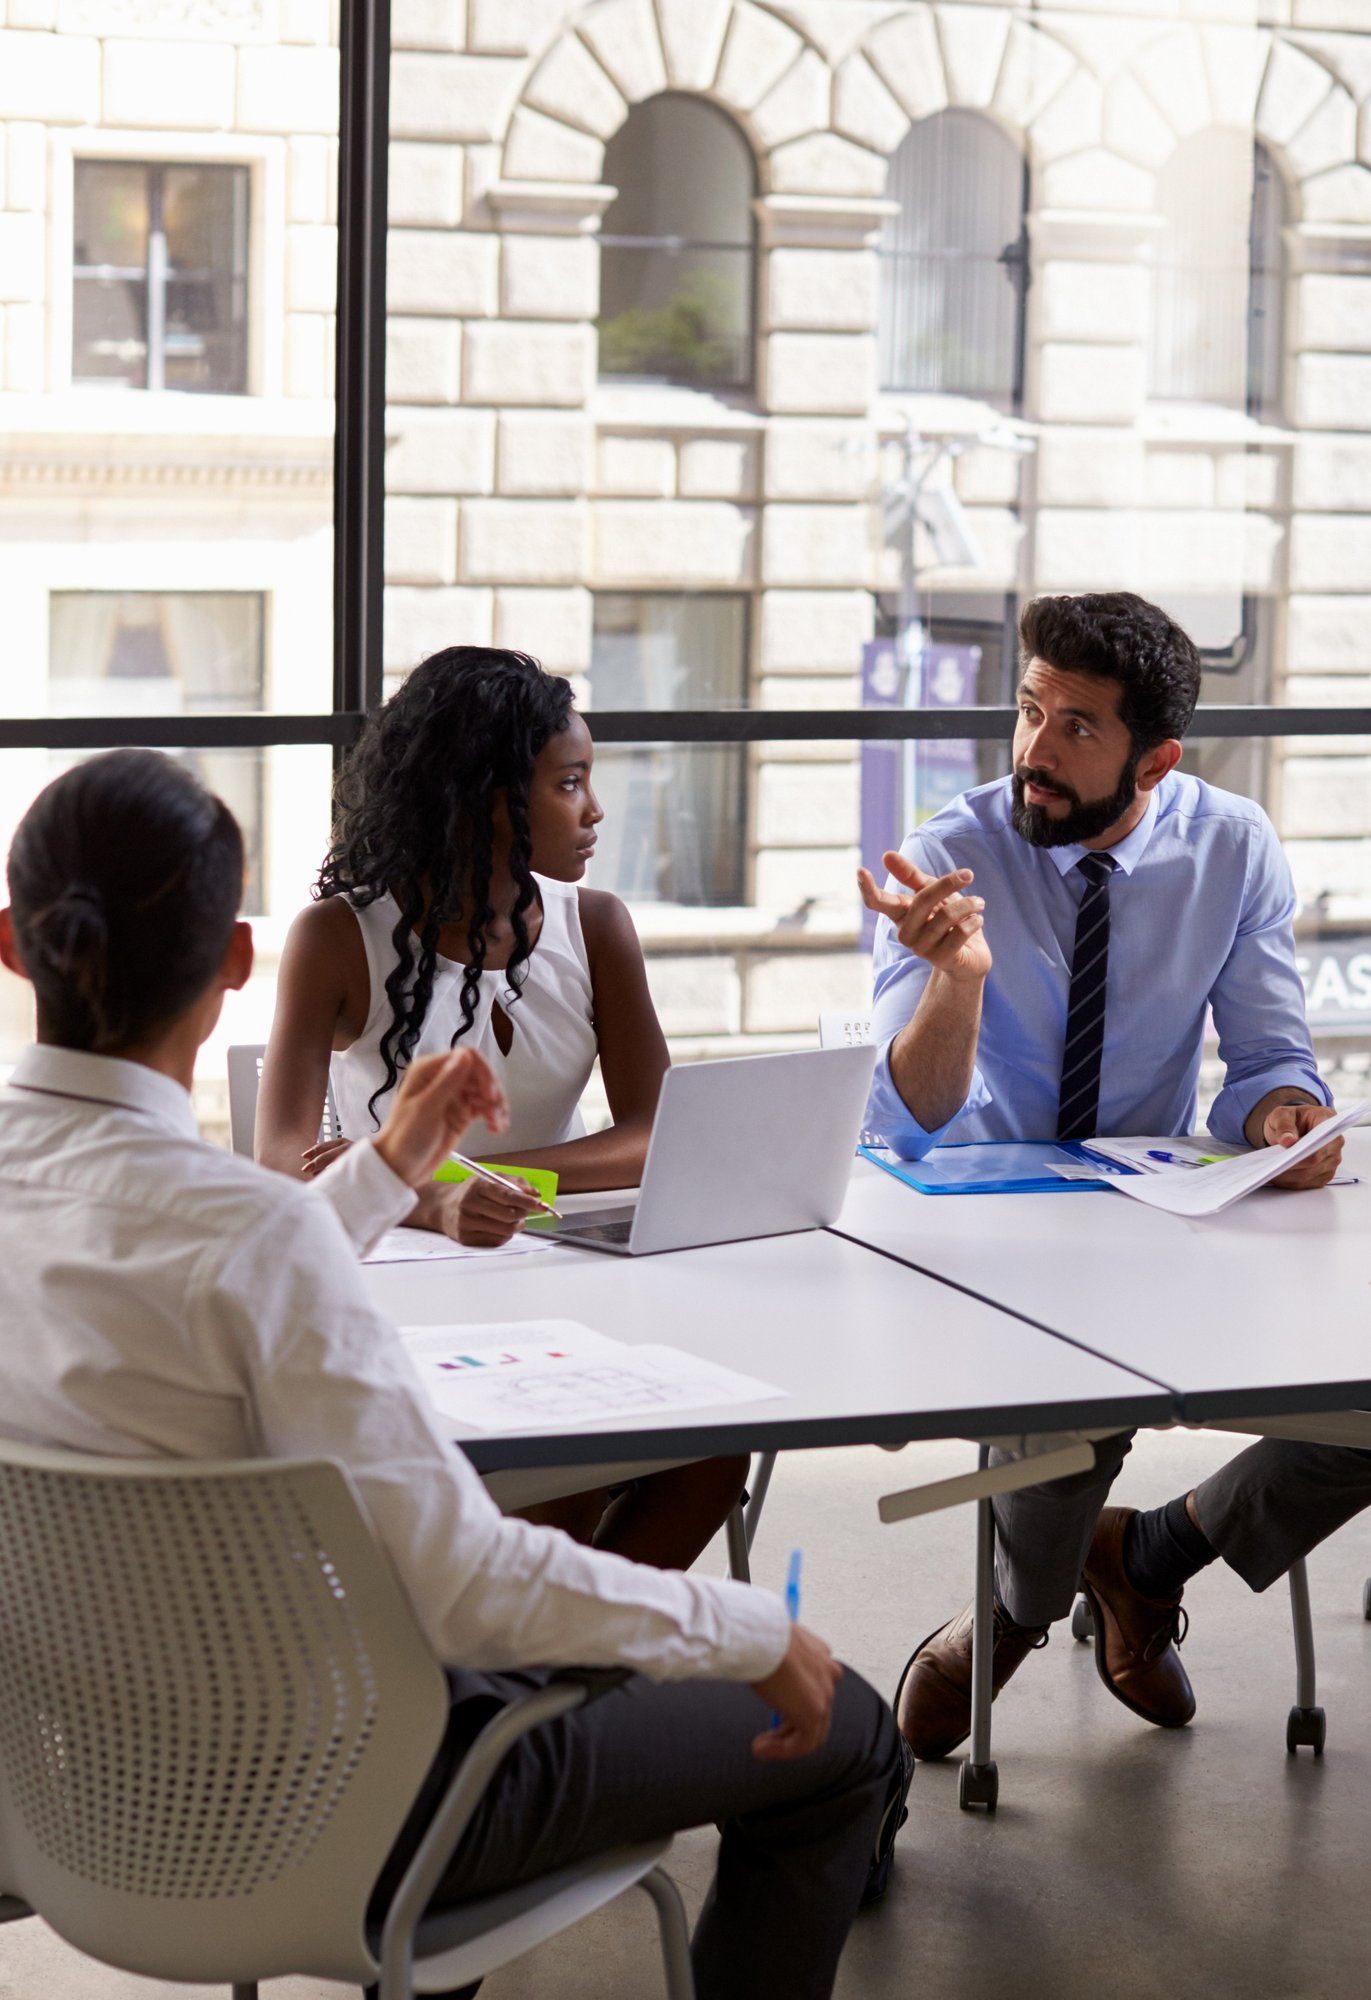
[927,963,987,999]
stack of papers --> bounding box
[1082,1100,1367,1216]
[402,1319,786,1432]
[364,1229,553,1264]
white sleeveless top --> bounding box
[330,874,597,1158]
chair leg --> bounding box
[743,1449,777,1554]
[640,1866,696,2000]
[724,1501,750,1583]
[960,1447,999,1813]
[1286,1556,1326,1755]
[231,1984,259,2000]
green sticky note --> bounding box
[432,1160,559,1207]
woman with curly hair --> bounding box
[257,645,747,1567]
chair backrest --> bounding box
[0,1444,448,1986]
[818,1012,874,1049]
[226,1044,341,1159]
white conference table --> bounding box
[362,1224,1171,1478]
[831,1129,1371,1424]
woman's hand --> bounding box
[436,1173,544,1248]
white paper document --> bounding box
[364,1229,553,1265]
[401,1319,787,1433]
[1081,1101,1368,1217]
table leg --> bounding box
[960,1448,999,1812]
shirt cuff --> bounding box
[699,1579,792,1682]
[315,1138,418,1255]
[864,1042,990,1162]
[1208,1066,1334,1148]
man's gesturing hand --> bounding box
[1263,1102,1345,1192]
[750,1624,843,1761]
[857,850,991,984]
[373,1049,510,1189]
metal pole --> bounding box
[333,0,391,772]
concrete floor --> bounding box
[3,1427,1369,2000]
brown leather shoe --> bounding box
[1081,1505,1196,1729]
[894,1599,1048,1760]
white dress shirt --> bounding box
[0,1044,788,1683]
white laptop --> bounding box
[533,1045,878,1257]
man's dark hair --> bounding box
[316,645,575,1123]
[6,749,244,1052]
[1018,592,1201,753]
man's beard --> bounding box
[1011,753,1139,848]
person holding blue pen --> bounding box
[859,591,1371,1763]
[0,749,913,2000]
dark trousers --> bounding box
[991,1434,1371,1627]
[372,1664,899,2000]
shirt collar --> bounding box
[7,1044,200,1141]
[1040,783,1162,880]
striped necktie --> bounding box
[1056,852,1117,1143]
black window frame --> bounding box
[3,0,1367,838]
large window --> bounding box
[598,96,756,392]
[73,161,250,395]
[2,13,339,1143]
[879,111,1028,405]
[6,2,1371,1125]
[587,595,747,907]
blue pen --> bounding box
[1147,1149,1220,1168]
[772,1550,803,1726]
[785,1548,803,1622]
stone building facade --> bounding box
[3,0,1371,1097]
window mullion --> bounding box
[145,166,168,394]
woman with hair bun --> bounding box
[258,646,747,1569]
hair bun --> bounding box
[59,882,106,913]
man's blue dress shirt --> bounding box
[867,771,1330,1160]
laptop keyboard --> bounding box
[529,1202,636,1246]
[560,1218,635,1246]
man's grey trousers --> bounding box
[991,1436,1371,1628]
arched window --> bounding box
[878,110,1029,407]
[597,95,756,392]
[1150,131,1285,412]
[1247,143,1286,422]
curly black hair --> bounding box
[1018,592,1201,754]
[316,646,575,1124]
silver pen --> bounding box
[450,1152,563,1220]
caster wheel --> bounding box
[1362,1578,1371,1622]
[1071,1596,1094,1643]
[1286,1705,1326,1755]
[958,1760,998,1812]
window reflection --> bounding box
[598,96,755,391]
[587,594,748,907]
[73,160,250,394]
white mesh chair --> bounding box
[0,1442,694,2000]
[226,1042,341,1159]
